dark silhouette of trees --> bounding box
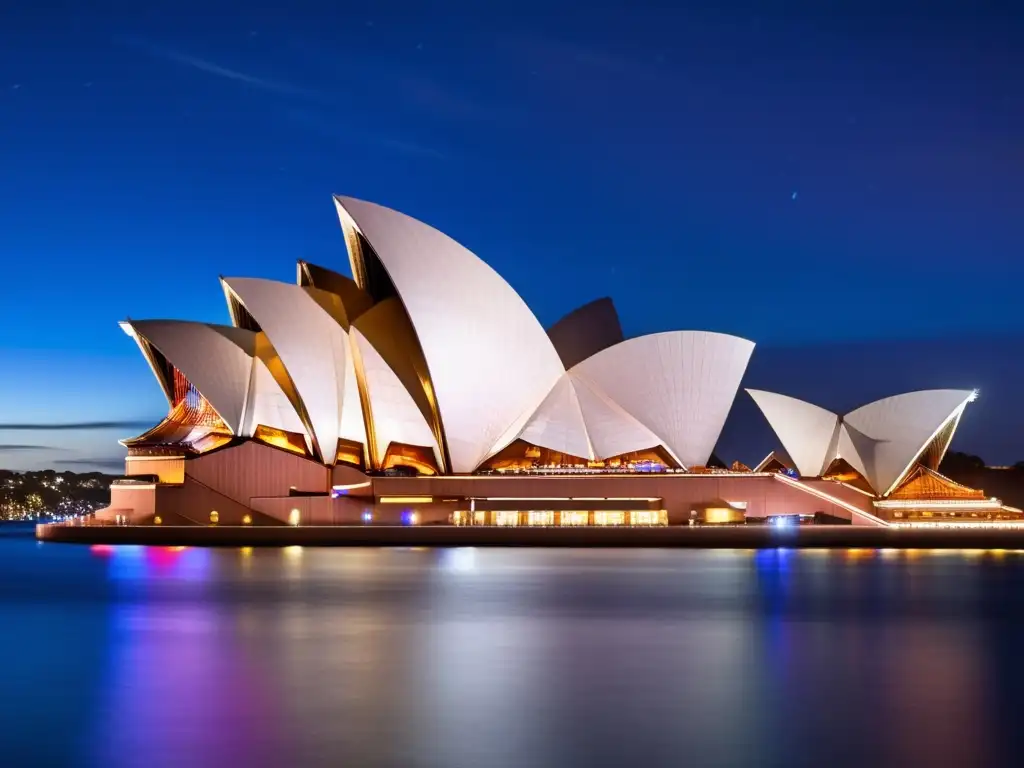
[939,451,986,474]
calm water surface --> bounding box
[4,526,1024,767]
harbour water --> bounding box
[3,527,1024,767]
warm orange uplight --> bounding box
[704,507,739,525]
[242,514,252,525]
[209,511,219,525]
[253,425,307,456]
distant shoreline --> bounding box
[35,523,1024,550]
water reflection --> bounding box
[3,538,1024,767]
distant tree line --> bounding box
[940,451,1024,474]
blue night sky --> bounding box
[1,1,1022,472]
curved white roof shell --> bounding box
[842,389,974,495]
[516,373,594,460]
[351,327,441,467]
[568,372,665,459]
[746,389,840,478]
[122,320,255,434]
[749,388,975,495]
[335,196,565,473]
[339,349,366,445]
[223,277,353,465]
[244,356,309,438]
[571,331,755,467]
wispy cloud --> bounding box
[0,444,55,451]
[54,458,126,473]
[287,40,509,124]
[286,108,450,160]
[501,35,666,82]
[0,421,153,431]
[122,36,320,99]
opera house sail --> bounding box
[97,196,1021,529]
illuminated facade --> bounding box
[98,196,1020,529]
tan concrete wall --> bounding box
[251,495,364,525]
[154,482,254,525]
[249,496,454,525]
[96,485,157,523]
[331,464,374,495]
[185,441,331,507]
[371,474,871,521]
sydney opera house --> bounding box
[97,196,1022,529]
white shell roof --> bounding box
[245,356,308,438]
[339,347,366,446]
[746,389,840,478]
[568,372,665,460]
[842,389,974,495]
[351,327,441,467]
[223,277,352,465]
[335,196,566,473]
[122,320,255,434]
[571,331,755,467]
[516,373,594,460]
[749,388,975,495]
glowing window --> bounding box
[630,511,662,526]
[560,511,589,526]
[494,511,520,526]
[705,508,738,524]
[593,511,626,526]
[527,511,554,526]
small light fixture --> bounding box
[153,515,162,526]
[288,508,300,526]
[242,514,252,526]
[210,510,219,525]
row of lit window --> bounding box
[452,510,667,526]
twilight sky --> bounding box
[1,0,1022,472]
